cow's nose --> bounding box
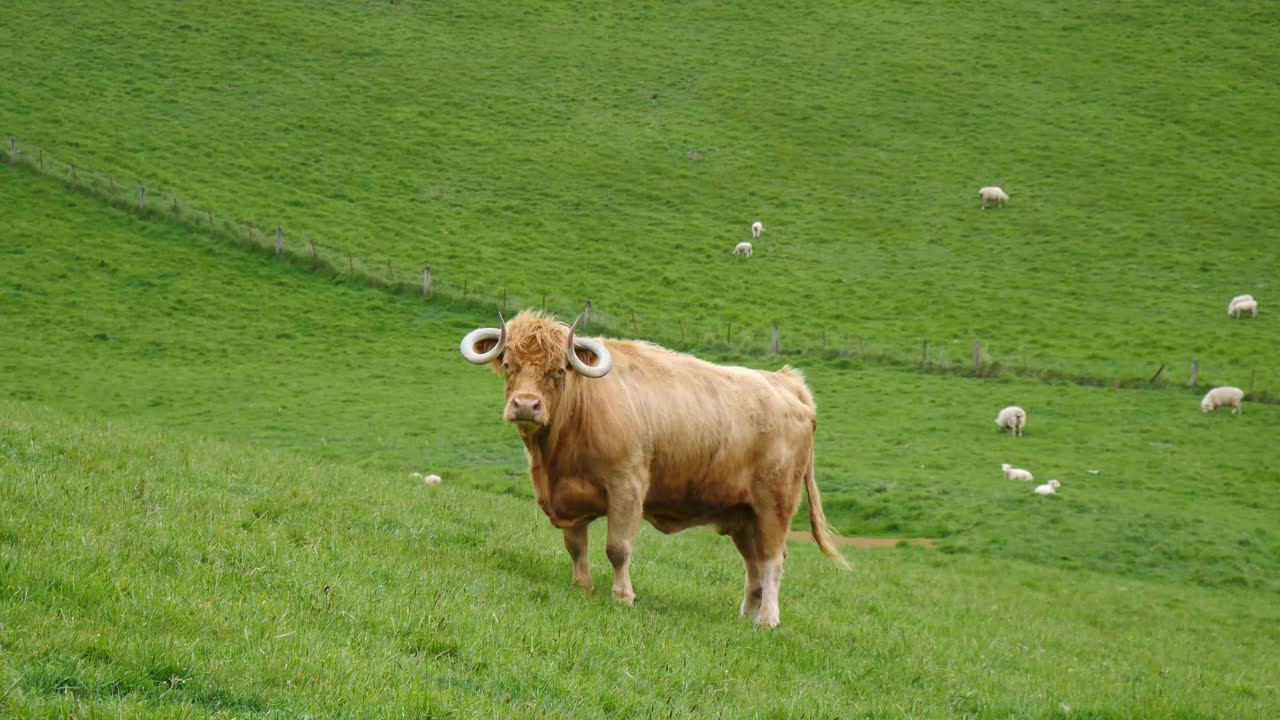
[509,395,543,421]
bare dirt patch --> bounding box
[787,531,936,549]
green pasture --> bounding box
[3,0,1279,715]
[2,0,1277,385]
[2,403,1277,718]
[4,166,1277,598]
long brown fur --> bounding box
[474,310,848,624]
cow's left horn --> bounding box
[460,312,506,364]
[565,316,613,378]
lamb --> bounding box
[751,221,765,239]
[1001,463,1034,481]
[979,186,1009,209]
[1228,294,1254,313]
[995,405,1026,436]
[1033,479,1061,496]
[1200,386,1245,415]
[1228,299,1258,318]
[423,474,443,485]
[733,241,753,257]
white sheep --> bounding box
[1001,463,1034,481]
[1228,299,1258,318]
[995,405,1026,436]
[1200,386,1244,415]
[751,221,765,239]
[1033,479,1061,496]
[424,474,443,485]
[979,186,1009,209]
[733,241,753,257]
[1228,294,1254,313]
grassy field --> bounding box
[4,164,1278,598]
[4,0,1280,715]
[2,0,1278,386]
[3,402,1278,718]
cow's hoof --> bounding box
[613,590,636,605]
[754,612,780,628]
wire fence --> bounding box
[5,134,1274,402]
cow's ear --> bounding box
[571,346,600,367]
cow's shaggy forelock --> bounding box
[502,311,569,372]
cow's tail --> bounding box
[805,446,851,570]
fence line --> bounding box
[4,134,1274,402]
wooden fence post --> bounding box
[274,227,283,256]
[245,223,254,243]
[821,330,827,351]
[38,149,44,170]
[309,240,317,260]
[1149,364,1165,384]
[138,185,146,210]
[463,279,468,298]
[727,322,732,346]
[541,293,546,311]
[632,311,639,336]
[1188,359,1198,386]
[206,208,212,225]
[921,339,929,368]
[110,176,116,195]
[422,264,431,297]
[69,163,77,183]
[771,323,780,354]
[347,249,354,275]
[8,136,15,163]
[387,261,394,283]
[1250,369,1255,392]
[973,341,981,373]
[679,319,685,342]
[583,300,591,329]
[502,287,507,314]
[170,196,179,214]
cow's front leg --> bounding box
[563,524,593,592]
[605,483,644,605]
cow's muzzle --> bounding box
[505,394,546,425]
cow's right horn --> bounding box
[460,312,506,364]
[565,316,613,378]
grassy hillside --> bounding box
[4,165,1278,596]
[2,0,1277,386]
[2,402,1277,718]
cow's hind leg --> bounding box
[730,528,762,620]
[563,524,593,592]
[753,514,791,628]
[605,482,644,604]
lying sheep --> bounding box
[995,405,1026,436]
[751,221,765,239]
[733,241,753,257]
[1001,463,1034,481]
[1228,294,1254,313]
[979,186,1009,209]
[1228,299,1258,318]
[1201,386,1244,415]
[424,474,443,485]
[1033,479,1061,496]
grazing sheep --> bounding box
[424,474,443,485]
[1201,386,1245,415]
[995,405,1027,436]
[1001,463,1034,481]
[751,221,765,239]
[1033,479,1061,496]
[979,186,1009,209]
[1228,299,1258,318]
[733,241,753,257]
[1228,294,1254,313]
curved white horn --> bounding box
[460,313,506,364]
[565,316,613,378]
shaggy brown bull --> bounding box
[461,311,847,627]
